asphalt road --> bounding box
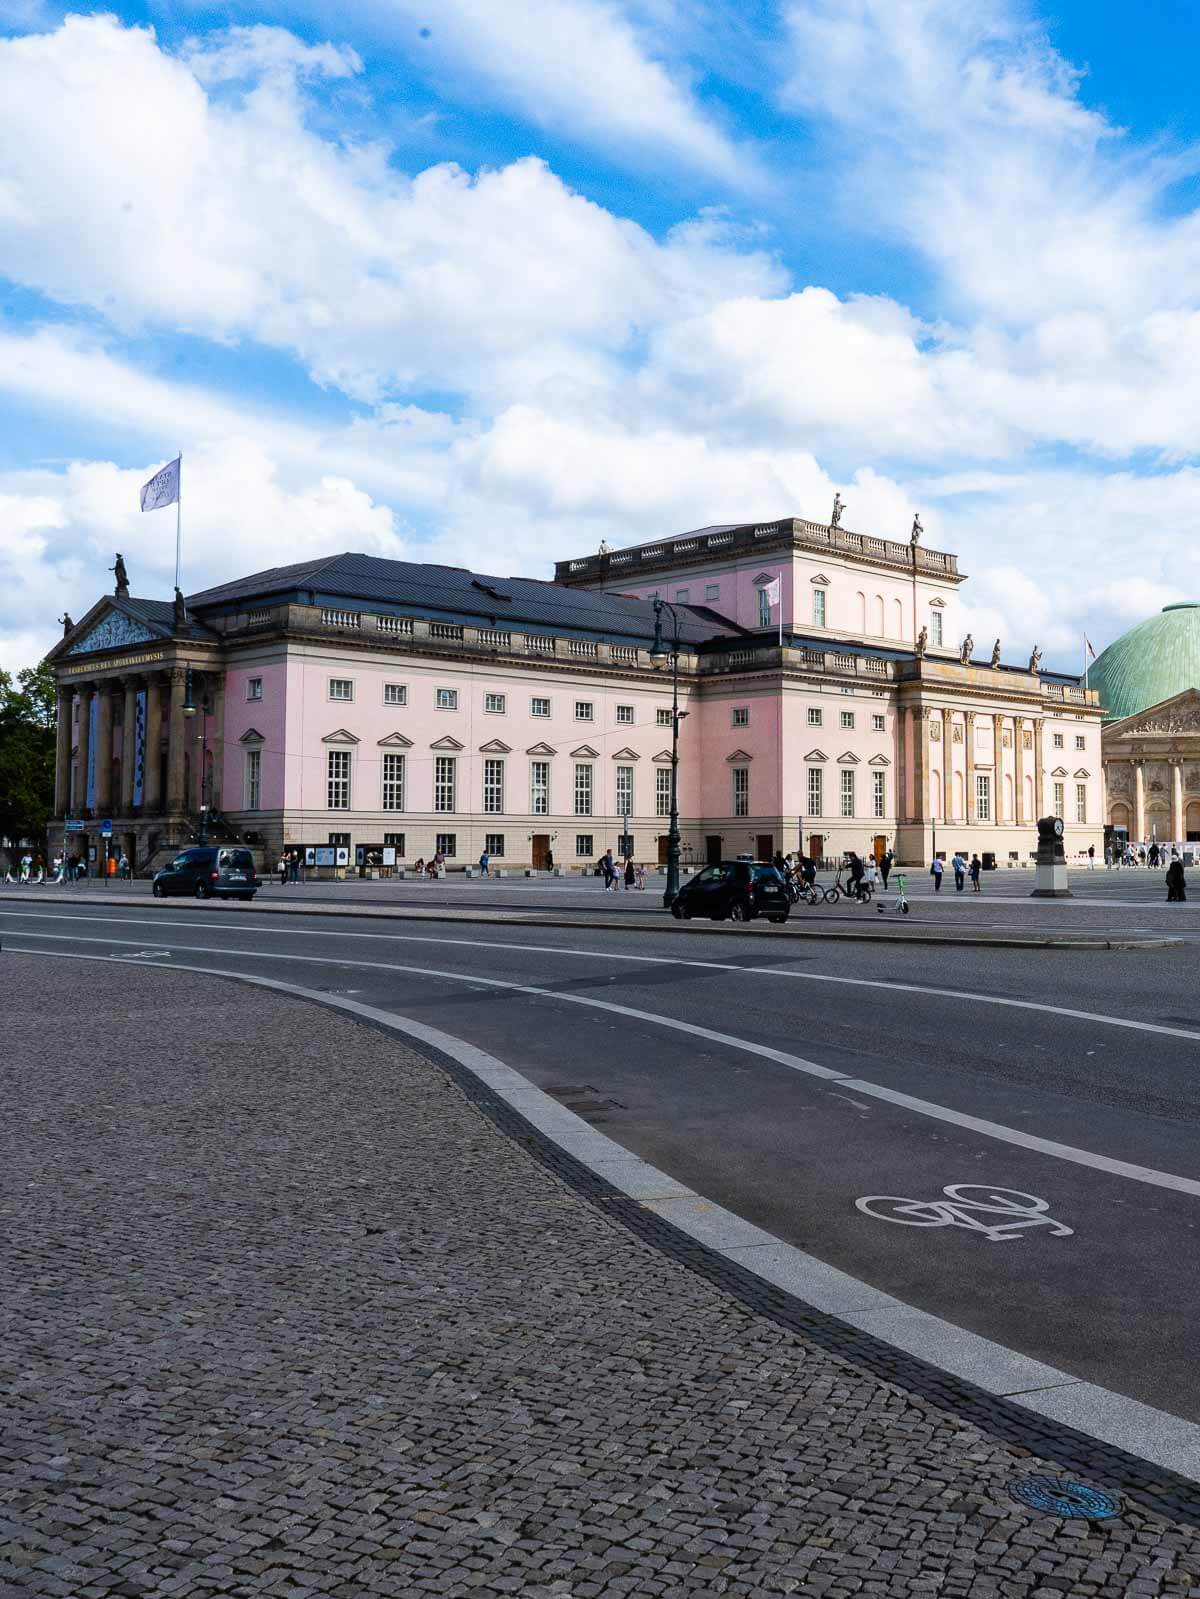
[5,896,1199,1434]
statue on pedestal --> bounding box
[915,624,928,659]
[110,553,129,598]
[59,612,73,636]
[173,587,188,628]
[1028,644,1042,673]
[910,513,923,547]
[830,492,845,529]
[959,633,974,664]
[990,638,1001,668]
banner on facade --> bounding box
[85,694,97,811]
[132,689,147,807]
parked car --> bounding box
[670,860,790,923]
[152,846,259,900]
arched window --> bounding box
[929,771,942,820]
[856,591,867,633]
[873,595,885,636]
[893,597,903,637]
[953,771,964,819]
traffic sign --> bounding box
[64,819,85,831]
[100,819,113,837]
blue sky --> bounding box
[2,0,1200,670]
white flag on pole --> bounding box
[140,456,180,512]
[763,577,780,606]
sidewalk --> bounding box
[2,952,1198,1597]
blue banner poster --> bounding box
[132,689,147,806]
[85,693,97,811]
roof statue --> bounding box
[990,638,1001,668]
[173,586,188,628]
[59,612,73,636]
[110,552,130,598]
[915,624,928,659]
[910,513,923,547]
[829,492,845,530]
[598,540,610,556]
[959,633,974,665]
[1028,644,1042,673]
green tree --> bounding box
[0,664,56,861]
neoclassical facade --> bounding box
[45,515,1104,873]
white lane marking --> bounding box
[855,1186,1074,1243]
[9,930,1200,1199]
[9,943,1200,1483]
[8,908,1200,1043]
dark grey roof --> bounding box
[187,551,741,647]
[123,596,217,642]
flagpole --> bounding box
[778,570,783,647]
[174,453,182,593]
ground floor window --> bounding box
[656,767,672,817]
[976,773,991,822]
[530,760,550,815]
[483,757,504,814]
[732,765,749,817]
[872,769,886,818]
[1053,781,1065,820]
[327,832,350,847]
[436,832,457,857]
[840,769,855,817]
[244,748,260,810]
[382,752,405,811]
[327,748,350,810]
[807,767,823,816]
[435,756,456,813]
[383,831,405,855]
[575,833,593,857]
[574,762,593,816]
[1075,783,1087,824]
[484,833,504,856]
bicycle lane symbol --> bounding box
[855,1185,1074,1243]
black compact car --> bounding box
[670,860,790,923]
[152,846,259,900]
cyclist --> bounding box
[846,850,868,902]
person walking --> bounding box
[1167,856,1187,902]
[931,855,944,892]
[865,856,878,895]
[277,853,288,886]
[545,846,554,871]
[969,853,982,892]
[635,861,646,891]
[118,850,131,880]
[880,848,893,890]
[623,855,635,891]
[478,850,490,877]
[951,851,966,892]
[1087,844,1096,869]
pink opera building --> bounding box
[46,512,1104,873]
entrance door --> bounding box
[657,834,670,865]
[531,834,550,870]
[808,833,824,863]
[705,834,722,865]
[756,833,773,861]
[873,834,887,863]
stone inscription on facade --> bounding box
[62,650,167,677]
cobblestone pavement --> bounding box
[2,953,1199,1598]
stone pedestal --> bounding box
[1031,815,1073,898]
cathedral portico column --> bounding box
[1172,759,1184,840]
[1134,760,1146,840]
[54,686,72,818]
[144,673,164,812]
[911,708,928,825]
[965,712,977,823]
[940,709,952,821]
[992,714,1003,823]
[1014,717,1026,823]
[120,679,137,815]
[76,683,93,816]
[1033,718,1045,819]
[166,667,188,813]
[95,682,115,815]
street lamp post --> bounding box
[182,666,210,843]
[649,597,686,907]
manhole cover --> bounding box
[1008,1477,1120,1519]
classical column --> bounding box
[54,686,73,818]
[76,683,93,816]
[911,708,927,825]
[120,679,137,815]
[94,682,115,815]
[144,673,164,812]
[940,709,952,821]
[1172,760,1184,841]
[1033,718,1044,819]
[166,667,188,813]
[1134,761,1146,840]
[965,712,977,823]
[992,714,1003,824]
[1014,717,1026,823]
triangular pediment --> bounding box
[837,750,860,764]
[1073,767,1090,779]
[239,728,265,745]
[430,734,465,751]
[610,746,640,761]
[725,748,753,763]
[868,753,891,766]
[1106,688,1200,737]
[526,741,557,757]
[753,572,776,586]
[803,747,827,762]
[62,601,158,657]
[810,573,830,587]
[652,749,674,763]
[322,728,360,745]
[1050,765,1068,778]
[377,731,413,748]
[478,738,512,754]
[570,743,599,759]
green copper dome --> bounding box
[1089,604,1200,722]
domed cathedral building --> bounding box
[1092,604,1200,849]
[45,510,1104,876]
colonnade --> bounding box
[56,667,204,821]
[907,708,1045,826]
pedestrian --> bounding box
[951,851,965,892]
[414,856,425,875]
[1087,844,1095,869]
[479,850,490,877]
[545,846,554,871]
[601,849,616,891]
[880,848,893,890]
[624,855,635,890]
[931,855,944,892]
[865,857,878,895]
[969,853,982,892]
[278,853,288,886]
[19,852,32,883]
[118,850,131,880]
[636,861,646,890]
[1149,842,1160,868]
[1167,857,1187,902]
[847,850,866,902]
[285,849,297,883]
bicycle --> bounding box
[855,1185,1073,1243]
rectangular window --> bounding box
[615,703,634,724]
[807,767,823,816]
[976,774,991,822]
[246,677,263,702]
[732,707,749,727]
[656,767,673,817]
[1074,734,1086,750]
[872,713,886,731]
[616,764,633,816]
[675,588,690,604]
[436,687,458,711]
[758,587,771,627]
[483,757,504,814]
[485,833,504,856]
[812,589,826,627]
[732,766,749,818]
[383,831,405,854]
[575,700,594,721]
[530,760,550,815]
[705,583,719,601]
[244,748,261,810]
[1052,732,1064,748]
[434,755,456,813]
[873,769,886,818]
[930,611,943,646]
[576,834,594,857]
[326,748,351,810]
[574,763,593,816]
[1075,783,1087,824]
[328,677,353,702]
[327,832,350,847]
[807,706,822,727]
[436,832,456,857]
[383,682,407,706]
[840,710,855,730]
[840,769,855,817]
[657,707,673,726]
[531,696,551,718]
[484,692,506,714]
[382,752,405,812]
